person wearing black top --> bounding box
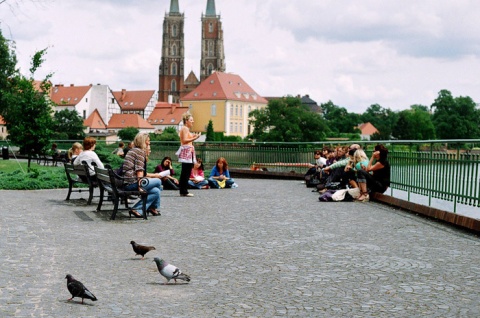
[356,144,391,202]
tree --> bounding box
[0,30,18,115]
[361,104,398,140]
[248,96,329,142]
[393,105,436,140]
[321,100,361,134]
[52,109,85,140]
[431,89,480,139]
[152,127,180,142]
[206,120,215,141]
[117,127,139,141]
[2,48,55,170]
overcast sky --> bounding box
[1,0,480,113]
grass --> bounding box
[0,158,211,190]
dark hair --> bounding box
[215,157,228,171]
[375,144,388,161]
[83,137,97,150]
[195,157,204,171]
[314,150,321,155]
[161,156,173,167]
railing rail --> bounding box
[2,139,480,212]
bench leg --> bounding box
[111,197,120,220]
[66,183,73,201]
[96,188,104,212]
[87,186,94,205]
[142,194,148,220]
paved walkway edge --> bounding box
[230,169,480,234]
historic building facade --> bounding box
[158,0,225,102]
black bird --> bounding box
[130,240,156,260]
[65,274,97,304]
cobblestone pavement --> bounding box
[0,179,479,317]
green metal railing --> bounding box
[2,139,479,212]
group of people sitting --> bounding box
[67,112,237,218]
[304,143,391,202]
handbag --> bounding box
[217,179,226,188]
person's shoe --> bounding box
[148,209,160,216]
[180,193,194,197]
[129,209,143,218]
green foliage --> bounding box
[150,127,180,142]
[361,104,399,140]
[321,100,361,133]
[431,89,480,139]
[206,120,215,141]
[249,96,329,142]
[393,105,436,140]
[117,127,139,141]
[0,30,19,116]
[0,166,69,190]
[52,109,86,140]
[1,48,55,168]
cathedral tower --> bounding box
[200,0,226,82]
[158,0,185,103]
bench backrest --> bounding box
[64,163,88,180]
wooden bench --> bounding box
[94,165,148,220]
[64,162,98,205]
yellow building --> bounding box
[181,72,268,138]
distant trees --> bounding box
[52,109,85,140]
[248,96,329,142]
[393,105,436,140]
[431,89,480,139]
[117,127,139,141]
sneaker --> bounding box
[180,193,194,197]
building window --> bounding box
[208,41,214,57]
[230,122,233,132]
[207,63,214,75]
[240,105,243,116]
[171,62,177,75]
[230,104,234,115]
[235,105,238,116]
[171,44,177,56]
[83,110,86,119]
[211,104,216,116]
[209,22,213,33]
[240,123,243,133]
[172,24,177,37]
[171,79,177,92]
[235,123,238,133]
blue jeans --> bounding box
[125,178,162,215]
[208,177,235,189]
[188,179,208,189]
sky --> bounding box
[1,0,480,113]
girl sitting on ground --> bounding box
[208,157,236,189]
[188,157,209,189]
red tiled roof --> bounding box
[84,109,107,130]
[147,102,188,126]
[50,84,91,106]
[182,72,268,104]
[358,122,378,135]
[107,113,154,129]
[112,89,155,111]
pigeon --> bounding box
[130,240,156,260]
[65,274,97,304]
[153,257,191,284]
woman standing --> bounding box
[123,132,161,217]
[176,112,200,197]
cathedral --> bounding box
[158,0,226,103]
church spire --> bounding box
[205,0,216,16]
[170,0,180,14]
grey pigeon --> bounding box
[65,274,97,304]
[153,257,191,284]
[130,240,156,260]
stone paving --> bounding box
[0,179,479,317]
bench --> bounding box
[94,165,148,220]
[64,162,98,205]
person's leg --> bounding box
[208,177,219,188]
[225,179,235,188]
[131,178,162,215]
[179,163,193,195]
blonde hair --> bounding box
[133,132,150,150]
[68,142,83,159]
[353,149,368,165]
[182,112,192,124]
